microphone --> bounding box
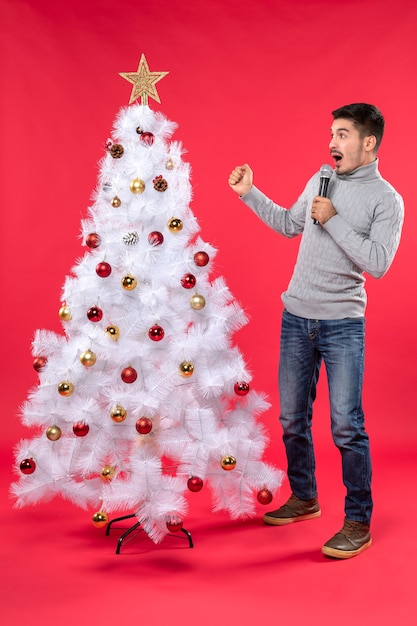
[314,164,333,224]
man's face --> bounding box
[329,118,375,175]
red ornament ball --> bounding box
[135,417,153,434]
[181,273,196,289]
[87,306,103,322]
[148,231,164,246]
[234,381,250,396]
[121,366,137,384]
[148,325,165,341]
[73,422,90,437]
[257,489,273,505]
[96,262,112,278]
[166,518,183,533]
[140,131,155,146]
[20,458,36,474]
[33,356,47,372]
[187,476,204,493]
[194,251,209,267]
[86,233,101,249]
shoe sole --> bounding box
[321,538,372,559]
[263,510,321,526]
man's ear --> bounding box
[365,135,377,152]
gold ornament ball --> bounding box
[105,325,120,341]
[111,196,122,207]
[165,157,175,170]
[100,465,116,482]
[121,275,137,290]
[58,381,74,396]
[46,425,62,441]
[129,178,145,194]
[80,349,97,367]
[179,361,194,377]
[221,455,237,471]
[59,305,72,321]
[190,294,206,310]
[168,217,183,232]
[92,511,109,528]
[110,405,127,423]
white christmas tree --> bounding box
[11,55,284,544]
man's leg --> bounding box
[320,317,372,558]
[263,311,322,525]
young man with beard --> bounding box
[228,103,404,559]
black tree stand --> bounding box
[106,513,194,554]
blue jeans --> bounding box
[279,310,372,524]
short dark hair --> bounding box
[332,103,385,151]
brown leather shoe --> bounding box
[322,519,372,559]
[263,493,321,526]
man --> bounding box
[228,103,404,559]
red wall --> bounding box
[1,0,416,454]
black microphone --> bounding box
[314,164,333,224]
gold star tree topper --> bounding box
[120,54,169,105]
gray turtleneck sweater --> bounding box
[240,160,404,319]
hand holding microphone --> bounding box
[312,164,336,225]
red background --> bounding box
[1,1,416,624]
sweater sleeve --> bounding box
[240,184,308,238]
[323,190,404,278]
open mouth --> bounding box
[331,152,343,165]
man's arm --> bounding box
[229,163,313,238]
[323,192,404,278]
